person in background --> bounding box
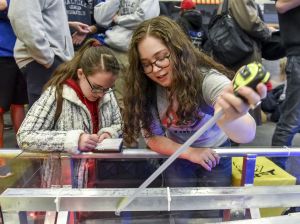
[94,0,160,52]
[65,0,105,49]
[159,1,177,18]
[217,0,272,71]
[215,0,273,130]
[8,0,74,107]
[176,0,207,50]
[271,0,300,169]
[123,16,266,198]
[17,39,122,188]
[261,58,287,123]
[93,0,160,109]
[0,0,28,178]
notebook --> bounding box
[94,138,123,153]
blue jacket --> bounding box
[0,0,15,57]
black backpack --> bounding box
[207,0,254,66]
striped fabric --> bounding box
[17,85,122,188]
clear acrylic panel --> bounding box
[1,146,300,223]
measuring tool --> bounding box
[115,62,270,215]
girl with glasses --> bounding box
[123,16,267,191]
[17,39,122,188]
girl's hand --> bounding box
[216,83,267,122]
[98,132,112,143]
[78,133,99,152]
[187,148,220,171]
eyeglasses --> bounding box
[142,54,171,74]
[84,74,112,94]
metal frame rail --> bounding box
[1,147,300,159]
[1,186,300,224]
[1,147,300,224]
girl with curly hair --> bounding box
[123,16,266,188]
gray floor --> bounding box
[245,121,300,147]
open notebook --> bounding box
[94,138,123,153]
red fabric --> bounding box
[180,0,196,10]
[87,159,96,188]
[65,79,99,133]
[65,79,99,189]
[266,81,273,92]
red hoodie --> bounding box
[65,79,99,133]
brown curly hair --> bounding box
[123,16,233,144]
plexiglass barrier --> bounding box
[1,147,300,223]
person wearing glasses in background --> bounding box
[17,39,122,188]
[122,17,267,214]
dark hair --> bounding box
[123,16,233,144]
[44,38,120,123]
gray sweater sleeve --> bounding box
[115,0,160,29]
[17,88,82,154]
[8,0,55,67]
[94,0,120,27]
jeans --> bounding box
[271,56,300,169]
[96,159,162,188]
[163,157,232,187]
[163,140,232,187]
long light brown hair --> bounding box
[44,39,120,122]
[123,16,233,144]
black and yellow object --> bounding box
[232,157,296,217]
[233,62,270,93]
